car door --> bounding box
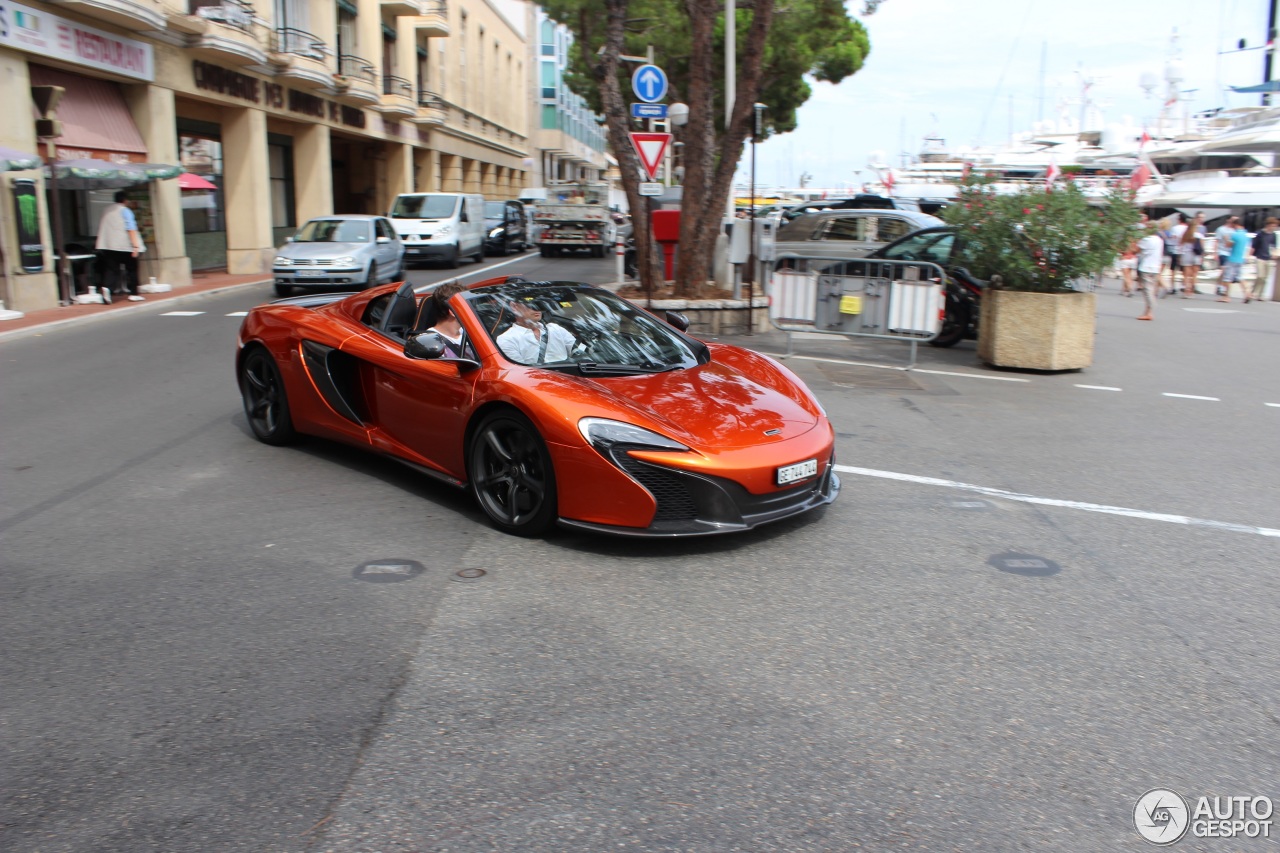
[816,215,874,260]
[341,325,477,479]
[506,202,525,246]
[374,218,400,278]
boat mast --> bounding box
[1265,0,1278,106]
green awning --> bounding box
[416,45,428,58]
[336,0,358,15]
[382,22,396,39]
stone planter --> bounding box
[977,289,1096,370]
[638,297,770,336]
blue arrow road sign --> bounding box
[631,103,668,119]
[631,64,668,103]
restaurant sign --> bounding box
[0,2,154,81]
[193,61,367,129]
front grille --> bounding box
[616,455,698,521]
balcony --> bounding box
[334,54,381,105]
[377,75,418,117]
[414,0,449,37]
[412,89,447,126]
[47,0,166,31]
[186,0,267,66]
[380,0,421,16]
[270,28,332,90]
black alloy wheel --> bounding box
[239,347,297,445]
[468,411,558,536]
[365,262,379,289]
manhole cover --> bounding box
[816,363,924,391]
[352,559,425,583]
[988,552,1061,577]
[451,567,488,583]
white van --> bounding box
[389,192,486,268]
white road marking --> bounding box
[786,354,1031,382]
[1163,393,1220,401]
[1183,308,1239,314]
[160,311,205,317]
[412,251,539,293]
[226,311,248,317]
[833,464,1280,539]
[1075,384,1122,391]
[1267,403,1280,408]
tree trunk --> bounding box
[673,0,775,298]
[591,0,664,294]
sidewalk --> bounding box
[0,270,270,339]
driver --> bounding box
[496,299,576,364]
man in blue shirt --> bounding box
[94,191,144,302]
[1217,221,1251,303]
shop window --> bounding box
[269,143,295,230]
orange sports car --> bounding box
[236,277,839,537]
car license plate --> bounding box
[776,458,818,485]
[296,269,326,277]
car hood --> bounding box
[279,241,372,259]
[569,350,822,450]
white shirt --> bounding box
[496,321,576,364]
[1137,233,1165,273]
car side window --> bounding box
[878,218,912,243]
[377,219,396,240]
[822,217,867,242]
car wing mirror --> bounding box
[665,311,690,332]
[376,236,391,244]
[405,331,447,360]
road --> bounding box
[1,256,1277,852]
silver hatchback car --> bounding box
[774,209,943,265]
[273,215,405,296]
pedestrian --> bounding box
[94,191,144,303]
[1176,212,1206,297]
[1119,237,1138,296]
[1217,219,1251,303]
[1213,216,1239,295]
[1135,224,1164,321]
[1159,215,1181,296]
[1247,217,1277,304]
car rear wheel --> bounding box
[239,347,297,446]
[468,410,558,536]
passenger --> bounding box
[496,300,576,363]
[425,283,469,358]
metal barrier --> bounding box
[766,254,947,368]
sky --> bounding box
[743,0,1277,192]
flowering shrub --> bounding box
[941,175,1141,292]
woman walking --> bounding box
[1177,212,1206,297]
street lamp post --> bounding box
[745,103,766,287]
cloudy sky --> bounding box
[744,0,1276,191]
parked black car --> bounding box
[483,200,528,255]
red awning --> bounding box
[178,172,217,190]
[29,64,147,162]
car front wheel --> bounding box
[239,346,297,446]
[468,411,558,536]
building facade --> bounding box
[0,0,530,312]
[523,5,606,193]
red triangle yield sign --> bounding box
[629,132,671,181]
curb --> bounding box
[0,279,271,343]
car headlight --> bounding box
[578,418,689,452]
[437,224,452,236]
[332,256,356,267]
[489,227,505,238]
[273,256,292,267]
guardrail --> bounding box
[338,54,377,85]
[383,75,413,97]
[766,254,948,368]
[273,27,327,60]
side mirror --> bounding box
[665,311,690,332]
[376,236,391,244]
[405,331,447,360]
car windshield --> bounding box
[391,195,458,219]
[881,231,955,264]
[463,283,704,373]
[293,219,371,243]
[484,202,506,218]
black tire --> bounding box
[239,346,298,446]
[538,246,550,258]
[473,244,484,263]
[446,245,460,269]
[273,283,294,297]
[364,262,378,289]
[467,410,558,536]
[929,300,968,348]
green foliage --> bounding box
[941,176,1142,293]
[545,0,869,137]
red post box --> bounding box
[650,209,681,281]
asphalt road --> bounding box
[1,257,1276,852]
